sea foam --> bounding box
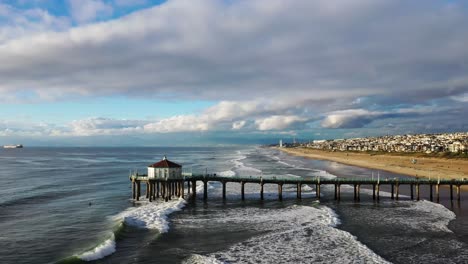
[78,235,116,261]
[77,198,187,261]
[200,205,389,263]
[118,198,186,232]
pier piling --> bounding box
[148,183,152,202]
[203,180,208,200]
[450,184,453,201]
[410,184,414,200]
[372,184,376,200]
[192,180,196,198]
[376,184,380,200]
[278,183,283,201]
[395,183,400,200]
[391,184,394,200]
[241,181,245,200]
[260,183,264,200]
[416,184,420,201]
[222,181,226,200]
[430,184,433,201]
[337,184,341,200]
[358,184,362,201]
[353,184,357,200]
[136,181,141,201]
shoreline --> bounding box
[277,147,468,180]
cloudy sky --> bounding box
[0,0,467,146]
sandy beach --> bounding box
[279,147,468,180]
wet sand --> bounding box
[278,147,468,180]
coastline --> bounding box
[277,147,468,180]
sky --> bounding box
[0,0,468,146]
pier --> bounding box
[130,173,468,203]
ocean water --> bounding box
[0,146,467,264]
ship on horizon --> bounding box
[3,144,23,149]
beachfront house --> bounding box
[147,156,182,180]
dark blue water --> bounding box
[0,147,467,264]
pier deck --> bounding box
[129,174,468,202]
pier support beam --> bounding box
[436,184,440,203]
[450,184,453,201]
[278,183,283,201]
[395,184,400,200]
[260,183,264,200]
[136,181,141,201]
[192,180,197,198]
[416,184,420,201]
[181,181,185,198]
[148,182,153,202]
[170,182,174,200]
[156,181,160,198]
[376,184,380,201]
[241,181,245,200]
[372,184,376,200]
[337,184,341,201]
[203,180,208,200]
[353,184,357,200]
[146,182,149,199]
[457,185,461,201]
[317,184,321,200]
[357,184,361,201]
[358,184,361,201]
[410,184,414,200]
[222,181,226,200]
[430,184,433,201]
[391,184,394,200]
[131,181,136,200]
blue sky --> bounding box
[0,0,468,146]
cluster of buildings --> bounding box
[292,132,468,154]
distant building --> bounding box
[147,156,182,180]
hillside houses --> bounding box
[304,133,468,154]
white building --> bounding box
[147,156,182,180]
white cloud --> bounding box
[232,120,246,130]
[255,115,308,131]
[321,109,382,129]
[143,115,210,133]
[69,117,145,136]
[68,0,113,24]
[0,3,70,44]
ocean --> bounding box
[0,146,467,264]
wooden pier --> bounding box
[130,174,468,203]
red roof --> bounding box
[148,157,182,168]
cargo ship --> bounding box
[3,144,23,149]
